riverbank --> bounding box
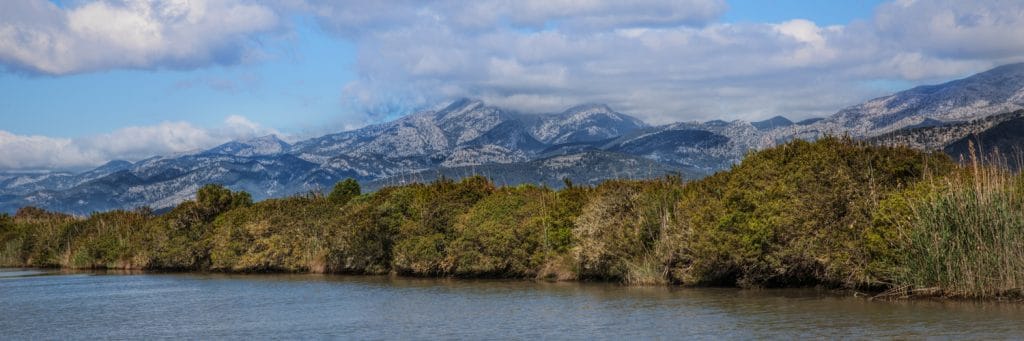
[3,137,1023,300]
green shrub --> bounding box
[574,177,682,284]
[448,186,551,277]
[328,178,361,205]
[65,210,151,269]
[326,187,410,274]
[392,176,494,275]
[663,137,951,288]
[146,186,254,270]
[210,196,335,272]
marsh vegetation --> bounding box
[3,137,1023,299]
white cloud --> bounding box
[3,0,1024,129]
[0,0,281,74]
[0,115,280,171]
[286,0,1024,124]
[875,0,1024,60]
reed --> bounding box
[898,142,1024,298]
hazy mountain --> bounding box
[870,108,1024,170]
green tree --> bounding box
[329,178,361,205]
[197,184,253,215]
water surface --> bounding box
[1,268,1022,339]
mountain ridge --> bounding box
[5,63,1024,214]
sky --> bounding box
[1,0,1024,171]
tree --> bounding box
[196,184,252,216]
[329,178,361,205]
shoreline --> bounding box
[8,266,1023,303]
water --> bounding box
[2,268,1023,339]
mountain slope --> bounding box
[8,63,1024,214]
[0,99,666,214]
[367,151,684,191]
[805,63,1024,137]
[944,115,1024,169]
[869,110,1024,150]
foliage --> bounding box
[146,185,254,270]
[662,137,953,288]
[210,196,334,272]
[65,210,152,269]
[328,178,361,205]
[448,186,550,277]
[12,137,1024,299]
[326,187,409,274]
[574,178,682,284]
[893,164,1024,298]
[392,176,495,275]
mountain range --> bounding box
[4,63,1024,214]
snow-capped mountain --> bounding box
[0,99,668,214]
[528,104,648,144]
[202,135,291,157]
[5,63,1024,214]
[796,63,1024,137]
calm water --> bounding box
[2,269,1023,339]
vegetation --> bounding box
[4,137,1024,299]
[884,146,1024,299]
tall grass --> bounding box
[898,143,1024,298]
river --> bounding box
[1,268,1022,339]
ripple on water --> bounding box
[1,271,1024,339]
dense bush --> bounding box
[662,137,953,288]
[1,208,76,267]
[65,209,152,269]
[326,186,410,274]
[328,178,361,205]
[574,178,682,284]
[448,186,551,277]
[210,196,335,272]
[391,176,495,275]
[11,140,1024,299]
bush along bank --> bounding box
[4,136,1024,299]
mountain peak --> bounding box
[980,62,1024,76]
[243,134,288,146]
[564,103,614,114]
[752,116,794,130]
[442,98,486,112]
[529,104,645,144]
[204,134,290,157]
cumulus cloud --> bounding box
[0,0,281,74]
[286,0,1024,123]
[4,0,1024,127]
[0,115,281,171]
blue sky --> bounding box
[1,0,883,138]
[723,0,884,25]
[0,0,1022,170]
[0,14,356,138]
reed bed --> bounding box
[898,143,1024,298]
